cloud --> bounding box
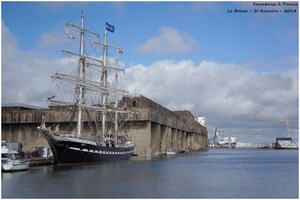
[39,2,89,12]
[40,2,68,12]
[2,21,64,107]
[127,60,297,120]
[1,21,19,55]
[124,59,298,142]
[136,27,196,55]
[110,2,126,11]
[38,31,65,48]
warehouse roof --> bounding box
[2,103,46,110]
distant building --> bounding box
[195,117,206,127]
[236,142,254,148]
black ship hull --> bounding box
[38,127,134,165]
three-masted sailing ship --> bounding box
[37,13,135,165]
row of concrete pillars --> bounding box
[150,123,207,155]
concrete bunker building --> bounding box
[2,96,208,157]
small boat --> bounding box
[165,148,177,156]
[2,159,29,172]
[2,145,17,168]
[166,151,176,155]
[177,148,185,153]
[2,146,29,172]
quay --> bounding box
[28,157,53,167]
[2,95,208,158]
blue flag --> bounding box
[106,22,115,33]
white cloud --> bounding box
[136,27,196,54]
[2,22,64,107]
[38,31,65,48]
[40,2,89,12]
[124,59,298,142]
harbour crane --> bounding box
[280,119,298,137]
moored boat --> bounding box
[2,159,29,172]
[209,128,236,148]
[166,150,176,156]
[274,138,298,150]
[2,145,29,172]
[273,119,298,150]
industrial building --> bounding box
[2,96,208,157]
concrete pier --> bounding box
[2,96,208,157]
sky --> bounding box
[1,1,299,144]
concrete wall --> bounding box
[2,123,48,152]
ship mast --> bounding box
[77,12,86,138]
[89,22,128,138]
[101,26,108,137]
[114,73,119,132]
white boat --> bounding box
[1,145,18,155]
[274,119,299,149]
[209,128,237,148]
[274,138,298,150]
[2,145,18,168]
[166,151,176,155]
[165,148,177,155]
[2,145,29,172]
[2,159,29,172]
[217,135,236,148]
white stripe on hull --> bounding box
[69,147,134,155]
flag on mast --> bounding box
[106,22,115,33]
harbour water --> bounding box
[2,148,298,198]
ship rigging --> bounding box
[38,13,135,165]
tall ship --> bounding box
[38,13,135,165]
[209,128,236,148]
